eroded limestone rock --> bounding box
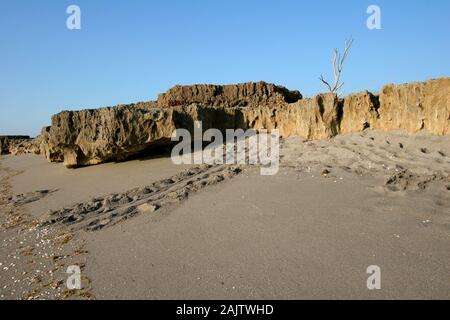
[41,106,175,167]
[36,78,449,168]
[157,81,302,108]
[340,91,379,134]
[377,78,449,135]
[241,93,340,139]
[9,137,41,155]
[0,136,33,155]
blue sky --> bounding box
[1,0,449,136]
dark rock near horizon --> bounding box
[0,136,32,155]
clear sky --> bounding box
[1,0,449,136]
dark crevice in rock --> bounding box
[370,93,381,118]
[317,96,325,118]
[336,98,345,133]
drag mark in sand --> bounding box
[42,164,243,232]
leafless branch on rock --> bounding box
[319,39,353,97]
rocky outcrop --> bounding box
[376,78,450,135]
[40,106,175,167]
[37,78,449,168]
[39,82,303,167]
[40,126,64,163]
[8,137,41,155]
[0,136,32,155]
[340,91,379,134]
[157,82,302,108]
[38,93,340,167]
[338,78,450,135]
[240,93,340,139]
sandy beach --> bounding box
[2,1,450,308]
[1,130,449,299]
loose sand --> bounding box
[1,130,449,299]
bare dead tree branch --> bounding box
[319,75,333,92]
[319,38,353,97]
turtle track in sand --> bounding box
[41,164,243,231]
